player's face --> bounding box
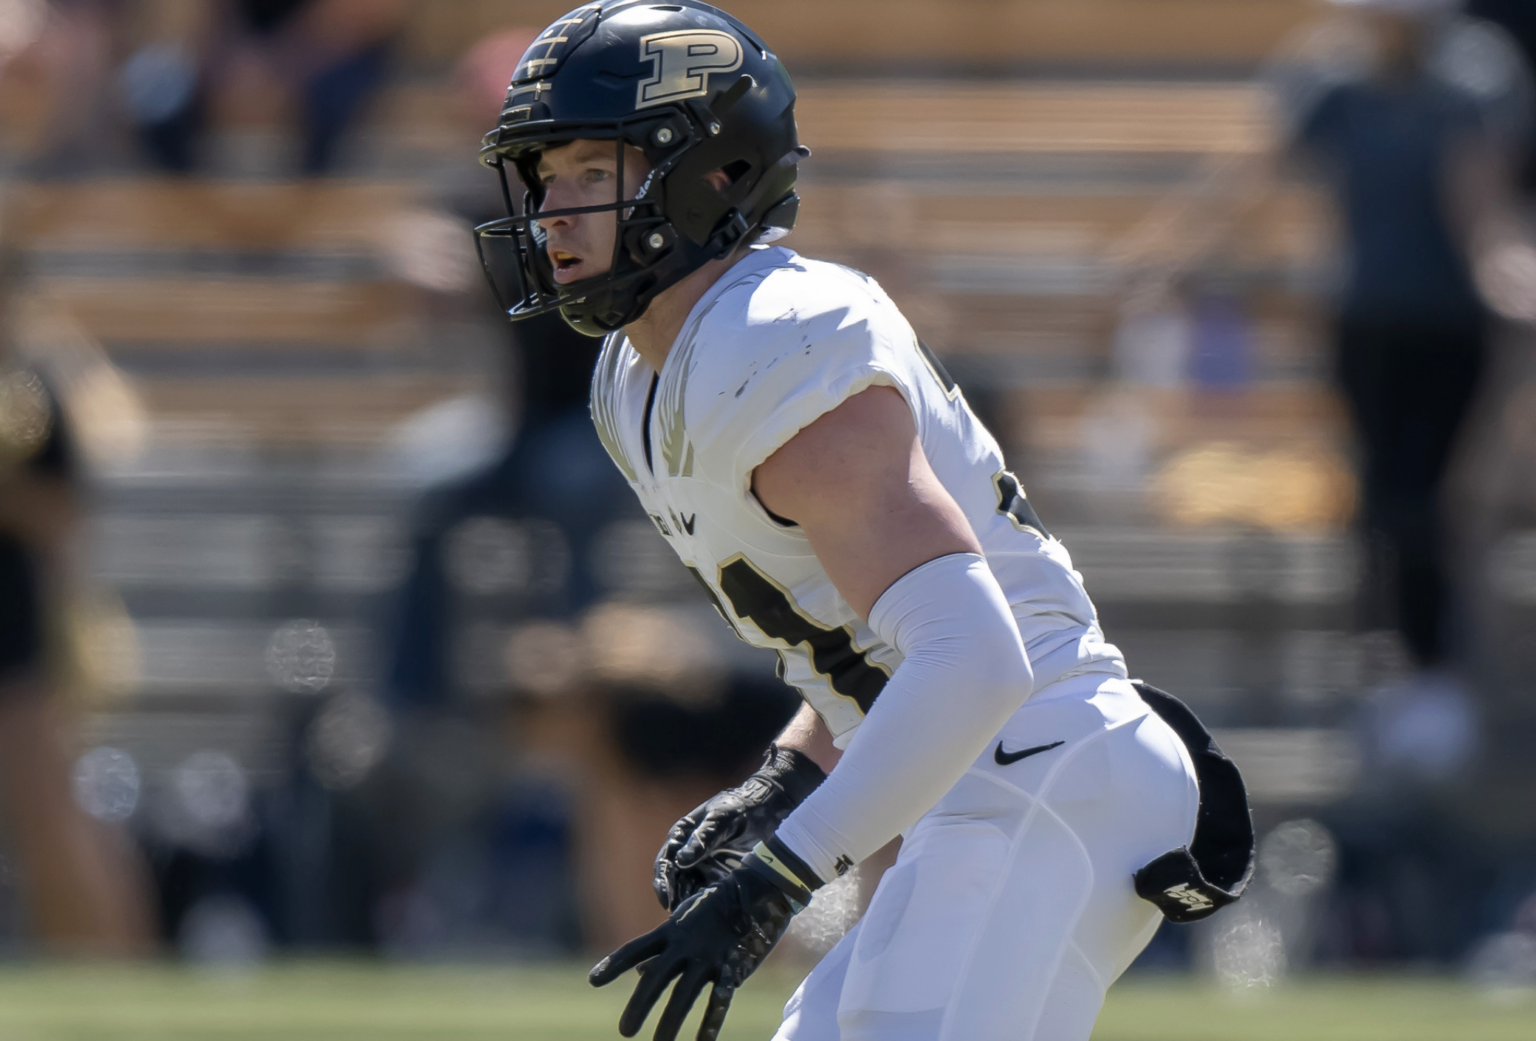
[534,139,650,285]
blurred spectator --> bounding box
[382,310,626,708]
[0,1,118,175]
[0,350,153,955]
[1270,0,1532,735]
[382,28,633,709]
[453,26,538,130]
[345,28,640,956]
[120,0,408,174]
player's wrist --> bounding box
[743,837,823,909]
[757,743,827,805]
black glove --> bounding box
[592,838,822,1041]
[654,743,826,911]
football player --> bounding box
[475,4,1252,1040]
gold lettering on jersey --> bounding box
[658,329,701,478]
[635,30,743,110]
[591,334,640,482]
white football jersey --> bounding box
[591,246,1124,747]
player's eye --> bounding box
[584,167,611,185]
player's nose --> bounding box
[536,206,576,231]
[537,179,583,225]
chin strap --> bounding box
[709,211,752,259]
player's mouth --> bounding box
[551,248,584,283]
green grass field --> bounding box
[0,961,1530,1040]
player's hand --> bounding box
[654,744,825,911]
[592,843,813,1041]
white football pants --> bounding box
[772,675,1199,1041]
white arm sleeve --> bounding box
[772,552,1034,884]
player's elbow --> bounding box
[966,613,1033,710]
[870,552,1034,711]
[923,604,1032,716]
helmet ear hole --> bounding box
[710,210,750,258]
[719,159,752,186]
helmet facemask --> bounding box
[476,105,763,337]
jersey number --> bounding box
[703,555,888,714]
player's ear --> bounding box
[703,168,733,192]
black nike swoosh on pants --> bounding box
[993,739,1065,766]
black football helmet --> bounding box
[475,0,808,336]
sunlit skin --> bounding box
[535,140,986,775]
[534,139,645,287]
[533,139,738,365]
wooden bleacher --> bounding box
[10,181,421,251]
[796,82,1274,157]
[398,0,1321,70]
[8,178,469,448]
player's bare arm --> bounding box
[750,384,981,618]
[769,700,837,773]
[652,389,983,917]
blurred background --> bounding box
[2,0,1536,1027]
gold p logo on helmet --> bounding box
[636,29,743,109]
